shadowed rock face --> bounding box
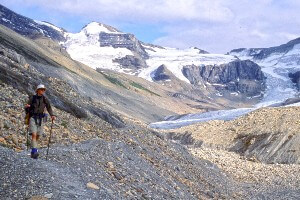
[99,32,149,59]
[0,4,65,41]
[113,55,147,70]
[289,71,300,90]
[231,132,300,164]
[151,65,171,81]
[182,60,266,96]
[100,32,149,70]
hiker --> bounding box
[25,84,56,159]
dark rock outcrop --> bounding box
[113,55,147,70]
[289,71,300,90]
[151,65,171,81]
[193,47,209,54]
[231,132,300,164]
[99,32,149,59]
[182,60,266,96]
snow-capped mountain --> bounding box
[64,22,136,72]
[0,3,266,99]
[0,4,65,41]
[62,22,266,98]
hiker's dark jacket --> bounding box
[27,95,54,116]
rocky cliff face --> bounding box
[151,65,171,81]
[289,71,300,90]
[113,55,147,70]
[0,4,65,41]
[100,32,149,59]
[100,32,149,70]
[182,60,266,96]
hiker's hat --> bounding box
[36,84,46,91]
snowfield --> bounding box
[64,22,238,81]
[139,45,237,83]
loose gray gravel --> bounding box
[1,126,300,200]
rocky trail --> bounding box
[1,135,300,200]
[1,132,238,199]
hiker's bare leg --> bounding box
[31,133,38,148]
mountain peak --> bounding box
[82,22,121,35]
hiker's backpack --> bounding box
[24,95,46,125]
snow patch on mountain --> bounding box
[139,45,237,83]
[34,20,64,33]
[81,22,121,35]
[63,22,132,71]
[1,17,10,23]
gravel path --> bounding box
[1,133,300,199]
[0,130,239,200]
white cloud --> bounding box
[1,0,300,53]
[1,0,234,23]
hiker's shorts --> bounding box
[29,117,44,135]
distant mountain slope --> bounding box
[0,4,65,41]
[153,36,300,129]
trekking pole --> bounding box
[46,119,54,160]
[26,125,29,151]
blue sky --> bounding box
[0,1,166,43]
[1,0,300,53]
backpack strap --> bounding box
[28,95,37,117]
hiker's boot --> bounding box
[31,148,39,159]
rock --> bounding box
[182,60,266,96]
[151,65,171,81]
[289,71,300,90]
[29,196,48,200]
[99,32,149,59]
[106,162,114,169]
[11,135,18,145]
[113,55,147,70]
[112,171,124,180]
[0,137,5,143]
[44,193,53,199]
[86,182,100,190]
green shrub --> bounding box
[61,121,68,128]
[130,82,160,96]
[99,72,127,89]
